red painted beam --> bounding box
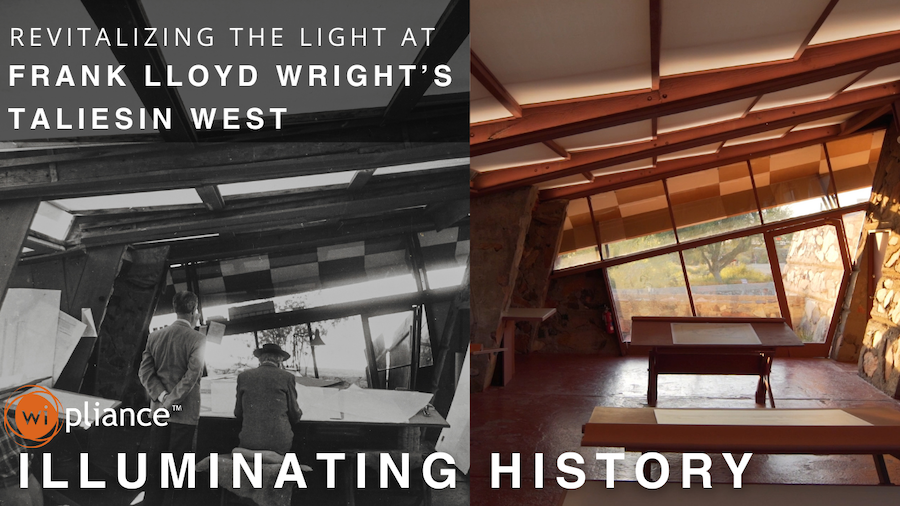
[471,31,900,156]
[471,80,900,192]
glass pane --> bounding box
[369,311,432,389]
[842,210,867,260]
[607,252,692,342]
[667,163,761,241]
[683,235,780,318]
[774,225,846,343]
[556,198,600,269]
[826,130,883,207]
[594,181,676,258]
[751,144,836,223]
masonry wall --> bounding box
[859,124,900,397]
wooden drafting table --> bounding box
[582,406,900,485]
[630,317,803,407]
[198,377,448,454]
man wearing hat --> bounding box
[234,343,303,454]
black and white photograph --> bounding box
[1,1,470,505]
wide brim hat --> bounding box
[253,342,290,360]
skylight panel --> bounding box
[29,202,73,241]
[54,189,203,211]
[218,172,355,196]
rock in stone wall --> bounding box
[510,199,568,353]
[538,271,618,354]
[781,226,845,343]
[470,187,538,390]
[859,123,900,397]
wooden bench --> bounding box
[582,407,900,485]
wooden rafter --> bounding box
[0,136,468,201]
[195,185,225,211]
[794,0,840,60]
[470,32,900,156]
[540,124,845,200]
[383,0,469,122]
[77,173,469,246]
[472,80,900,192]
[79,0,196,142]
[842,104,892,135]
[471,51,523,118]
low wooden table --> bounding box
[472,307,556,386]
[582,406,900,485]
[630,317,803,407]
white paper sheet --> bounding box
[671,323,761,345]
[206,321,226,345]
[55,311,87,385]
[81,308,98,337]
[0,289,61,390]
[436,348,470,473]
[654,408,872,426]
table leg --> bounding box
[648,350,658,407]
[502,320,516,386]
[873,454,892,485]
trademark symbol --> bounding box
[171,404,183,412]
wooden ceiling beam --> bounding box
[0,140,468,201]
[165,211,450,263]
[383,0,469,122]
[471,51,523,118]
[471,80,900,192]
[541,125,844,200]
[195,185,225,211]
[794,0,840,60]
[79,0,196,142]
[471,31,900,156]
[79,176,469,247]
[842,104,892,135]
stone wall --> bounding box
[510,199,568,353]
[94,246,169,404]
[470,187,538,390]
[538,270,618,353]
[780,226,845,343]
[859,123,900,397]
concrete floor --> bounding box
[470,354,900,506]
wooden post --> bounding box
[0,198,39,309]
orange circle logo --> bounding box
[3,385,62,448]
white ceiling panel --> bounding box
[750,73,863,111]
[591,158,655,177]
[555,120,653,151]
[657,98,757,134]
[810,0,900,45]
[535,174,591,190]
[722,127,793,147]
[471,143,566,172]
[471,78,515,124]
[54,189,203,211]
[661,0,832,76]
[791,111,859,131]
[657,142,723,162]
[845,62,900,91]
[472,0,651,104]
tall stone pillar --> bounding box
[859,122,900,397]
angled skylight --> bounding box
[54,189,203,211]
[373,157,470,176]
[30,202,73,241]
[218,172,355,197]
